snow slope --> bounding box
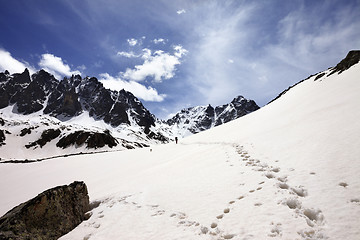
[0,62,359,239]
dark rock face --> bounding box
[0,181,90,240]
[214,96,259,126]
[17,70,58,115]
[25,129,61,149]
[167,96,259,134]
[0,129,5,146]
[0,69,32,110]
[329,50,360,75]
[19,127,35,137]
[56,130,118,149]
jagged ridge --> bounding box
[0,70,163,141]
[166,96,259,134]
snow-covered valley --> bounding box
[0,53,360,239]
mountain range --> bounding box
[0,68,259,160]
[1,50,359,161]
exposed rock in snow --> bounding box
[56,130,118,149]
[0,181,89,240]
[328,50,360,75]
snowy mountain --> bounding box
[0,51,359,239]
[166,96,259,136]
[0,69,161,133]
[0,69,258,160]
[0,70,170,160]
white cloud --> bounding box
[127,38,138,46]
[93,60,104,68]
[117,51,139,58]
[177,9,186,15]
[77,64,87,71]
[185,3,257,105]
[38,53,81,79]
[141,48,152,60]
[173,45,188,58]
[264,5,360,73]
[99,73,166,102]
[153,38,166,44]
[122,46,187,82]
[0,49,36,74]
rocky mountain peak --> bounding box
[0,69,165,143]
[167,96,259,135]
[231,95,245,103]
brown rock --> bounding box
[0,181,90,240]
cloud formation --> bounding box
[153,38,166,44]
[0,49,36,74]
[117,51,139,58]
[127,38,138,46]
[99,73,166,102]
[38,53,81,79]
[122,45,187,82]
[177,9,186,15]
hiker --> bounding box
[175,137,178,144]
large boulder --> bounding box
[0,181,90,240]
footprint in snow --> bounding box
[284,198,302,209]
[339,182,348,188]
[291,186,308,197]
[265,172,276,179]
[210,222,218,228]
[277,182,289,190]
[268,222,282,238]
[223,208,230,214]
[216,214,224,219]
[151,209,165,217]
[238,196,245,200]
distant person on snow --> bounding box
[175,137,178,144]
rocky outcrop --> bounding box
[0,130,5,147]
[25,129,61,149]
[329,50,360,75]
[56,130,118,149]
[0,181,90,240]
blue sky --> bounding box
[0,0,359,119]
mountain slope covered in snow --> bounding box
[0,51,359,239]
[0,70,258,160]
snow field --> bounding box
[0,63,359,239]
